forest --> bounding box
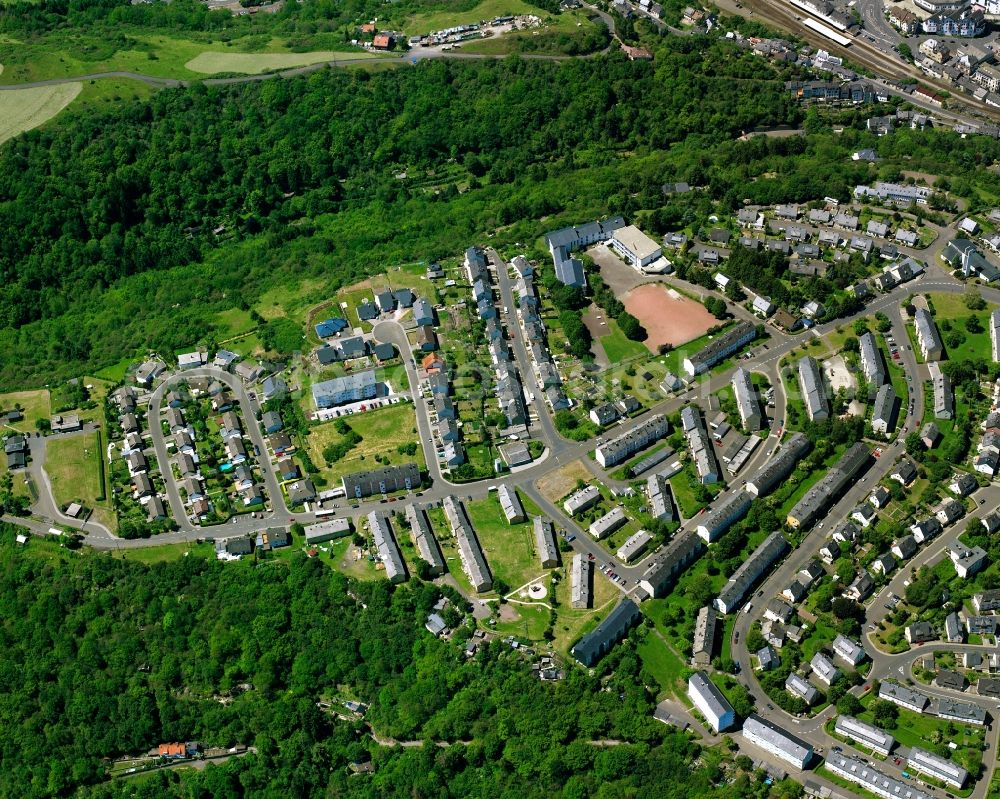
[0,525,808,799]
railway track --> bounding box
[735,0,1000,123]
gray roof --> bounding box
[368,510,407,583]
[746,433,810,496]
[405,504,446,575]
[443,496,492,592]
[788,443,870,528]
[715,532,788,613]
[594,415,669,467]
[743,714,812,764]
[797,356,829,421]
[914,308,943,355]
[688,671,734,723]
[826,753,930,799]
[859,332,886,387]
[639,531,703,598]
[571,599,641,666]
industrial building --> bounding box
[443,495,493,593]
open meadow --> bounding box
[0,83,81,145]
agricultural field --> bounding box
[0,83,81,145]
[185,50,384,75]
[43,432,114,530]
[305,403,424,487]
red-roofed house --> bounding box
[373,33,395,50]
[159,743,186,758]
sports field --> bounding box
[0,83,81,144]
[623,284,718,351]
[185,50,382,75]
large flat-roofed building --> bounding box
[594,414,669,468]
[589,507,627,540]
[688,671,736,733]
[639,530,704,598]
[859,332,887,387]
[368,511,407,584]
[610,224,663,269]
[571,598,641,666]
[715,532,789,614]
[497,484,525,523]
[732,368,764,431]
[696,490,752,543]
[405,504,446,576]
[692,606,718,666]
[914,308,944,361]
[992,309,1000,362]
[826,753,932,799]
[798,356,830,421]
[617,530,653,563]
[787,442,870,529]
[534,516,560,568]
[443,496,493,593]
[907,747,968,789]
[878,680,929,713]
[343,463,421,498]
[564,485,601,516]
[545,216,626,288]
[647,473,676,521]
[741,714,813,769]
[746,433,810,497]
[312,370,379,408]
[683,321,757,377]
[571,553,592,608]
[834,715,895,756]
[304,517,352,544]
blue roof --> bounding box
[315,318,348,338]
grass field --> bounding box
[464,492,541,591]
[0,83,81,145]
[185,50,384,75]
[637,630,687,698]
[535,459,592,504]
[44,432,114,530]
[0,389,51,433]
[599,318,649,363]
[927,292,995,363]
[305,403,424,485]
[111,541,215,564]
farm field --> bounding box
[0,83,81,145]
[305,403,424,486]
[185,50,383,75]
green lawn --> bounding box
[305,403,424,486]
[44,432,114,531]
[0,389,51,433]
[464,491,542,592]
[926,292,996,363]
[637,631,687,699]
[599,317,650,363]
[670,462,721,518]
